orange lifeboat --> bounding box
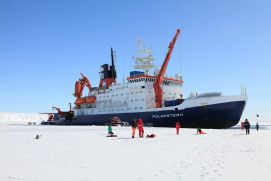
[85,96,96,104]
[75,96,96,106]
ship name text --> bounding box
[152,113,183,119]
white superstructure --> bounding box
[75,76,183,116]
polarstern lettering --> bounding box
[152,113,183,119]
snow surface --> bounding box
[1,119,271,181]
[0,112,47,125]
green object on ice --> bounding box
[108,125,113,133]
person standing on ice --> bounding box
[131,118,137,138]
[241,121,244,130]
[108,124,114,135]
[244,119,250,135]
[256,122,259,131]
[137,118,144,138]
[176,121,181,135]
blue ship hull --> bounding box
[42,100,246,129]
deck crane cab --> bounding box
[51,106,74,121]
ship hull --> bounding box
[42,100,246,129]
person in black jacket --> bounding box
[256,122,259,131]
[131,118,137,138]
[244,119,250,135]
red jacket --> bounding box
[176,122,180,128]
[137,119,144,128]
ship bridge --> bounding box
[127,74,183,86]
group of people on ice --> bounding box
[108,117,259,138]
[240,119,260,135]
[107,119,207,138]
[176,121,206,135]
[131,118,155,138]
[107,118,145,138]
[131,118,145,138]
[107,118,157,138]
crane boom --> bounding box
[79,73,92,96]
[52,106,63,118]
[73,73,92,98]
[153,29,181,108]
[73,73,95,107]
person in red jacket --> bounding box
[176,121,181,135]
[241,122,244,131]
[197,128,206,134]
[137,118,144,138]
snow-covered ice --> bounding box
[1,115,271,181]
[0,112,47,125]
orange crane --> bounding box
[48,114,54,122]
[52,106,63,118]
[153,29,181,108]
[73,73,96,107]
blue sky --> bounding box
[0,0,270,121]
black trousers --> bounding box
[245,128,250,135]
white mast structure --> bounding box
[133,39,155,75]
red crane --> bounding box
[73,73,95,107]
[153,29,181,108]
[74,73,92,98]
[52,106,63,118]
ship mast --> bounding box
[133,39,155,75]
[111,47,116,83]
